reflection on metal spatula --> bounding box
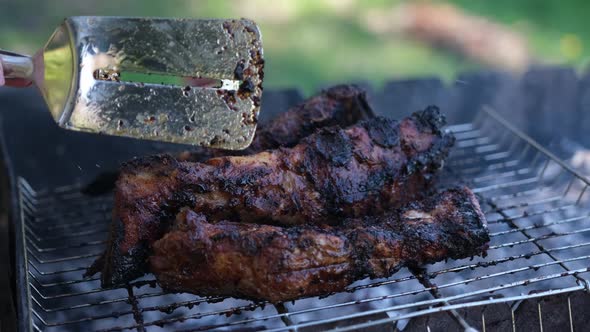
[0,16,264,149]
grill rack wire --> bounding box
[17,106,590,331]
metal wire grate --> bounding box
[18,106,590,331]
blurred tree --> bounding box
[0,0,587,92]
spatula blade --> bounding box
[40,17,264,149]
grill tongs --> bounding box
[0,16,264,149]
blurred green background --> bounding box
[1,0,588,94]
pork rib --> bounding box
[93,106,454,286]
[150,187,489,303]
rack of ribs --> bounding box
[150,187,489,303]
[90,104,455,287]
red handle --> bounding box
[0,59,32,87]
[0,52,33,88]
[0,58,4,86]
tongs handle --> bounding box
[0,49,34,87]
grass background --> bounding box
[1,0,587,94]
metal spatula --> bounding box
[0,16,264,149]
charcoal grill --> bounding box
[3,68,590,331]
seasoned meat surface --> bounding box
[150,187,489,303]
[171,112,453,226]
[93,107,454,286]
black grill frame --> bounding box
[4,68,590,331]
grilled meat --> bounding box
[82,84,373,195]
[91,106,454,286]
[169,111,454,225]
[150,187,489,303]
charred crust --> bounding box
[248,48,265,85]
[323,85,374,119]
[244,24,257,35]
[222,20,236,39]
[98,217,149,287]
[362,117,400,148]
[262,85,374,149]
[187,182,210,194]
[348,231,375,277]
[217,166,272,195]
[311,127,353,166]
[405,132,455,175]
[324,84,363,99]
[236,21,264,106]
[238,79,256,98]
[234,60,246,80]
[412,105,446,133]
[251,95,261,107]
[241,111,257,126]
[216,90,239,111]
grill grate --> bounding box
[18,106,590,331]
